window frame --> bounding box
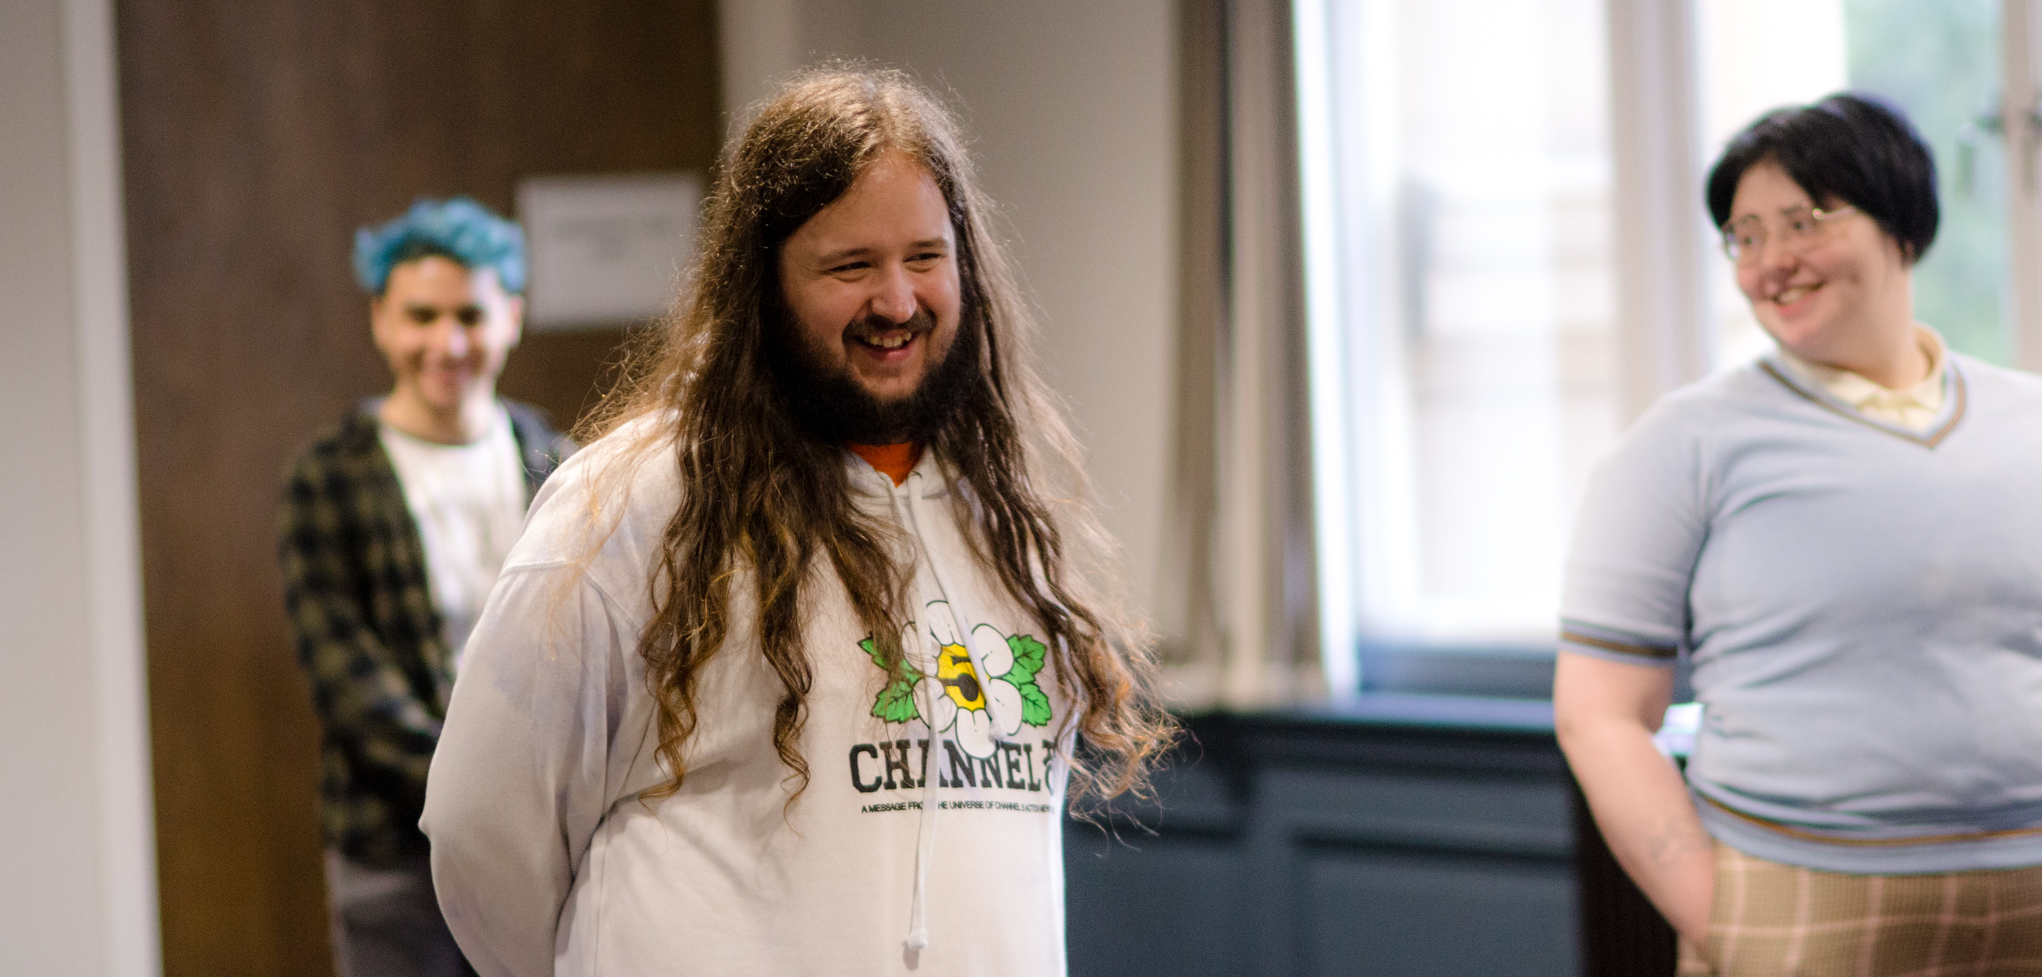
[1293,0,2042,700]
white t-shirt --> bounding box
[379,407,528,672]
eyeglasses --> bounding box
[1720,204,1858,264]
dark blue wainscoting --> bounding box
[1064,697,1585,977]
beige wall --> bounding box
[0,0,159,972]
[719,0,1182,621]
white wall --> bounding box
[0,0,160,973]
[719,0,1182,621]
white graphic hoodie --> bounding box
[423,420,1079,977]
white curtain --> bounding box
[1156,0,1325,709]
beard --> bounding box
[767,305,980,445]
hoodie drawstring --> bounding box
[903,666,939,953]
[891,470,942,955]
[890,464,998,958]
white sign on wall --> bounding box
[516,172,702,331]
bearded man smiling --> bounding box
[422,69,1173,976]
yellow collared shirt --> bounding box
[1775,326,1947,433]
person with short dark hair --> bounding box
[1706,92,1941,266]
[1558,92,2042,975]
[420,70,1173,975]
[278,197,572,977]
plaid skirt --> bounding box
[1677,842,2042,976]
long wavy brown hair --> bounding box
[579,68,1174,806]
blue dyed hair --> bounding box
[352,197,527,295]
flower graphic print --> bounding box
[862,600,1052,759]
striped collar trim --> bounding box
[1758,358,1968,449]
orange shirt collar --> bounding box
[847,442,922,487]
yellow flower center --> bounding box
[935,643,986,711]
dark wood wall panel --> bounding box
[1065,709,1584,977]
[115,2,720,972]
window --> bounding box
[1300,0,1621,695]
[1699,0,2009,366]
[1298,0,2042,698]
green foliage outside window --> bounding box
[1846,0,2010,364]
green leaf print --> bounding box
[1001,633,1052,727]
[1004,634,1046,684]
[862,636,925,724]
[1016,679,1052,727]
[872,677,923,724]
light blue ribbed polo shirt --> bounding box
[1562,352,2042,873]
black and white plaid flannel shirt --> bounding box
[277,399,571,866]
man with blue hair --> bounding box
[278,197,573,977]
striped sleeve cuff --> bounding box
[1559,619,1679,666]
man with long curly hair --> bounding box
[422,69,1174,975]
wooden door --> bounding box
[115,2,721,971]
